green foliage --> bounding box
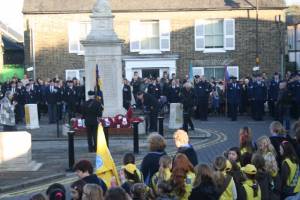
[0,65,24,83]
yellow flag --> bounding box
[95,124,120,187]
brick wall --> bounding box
[24,9,286,79]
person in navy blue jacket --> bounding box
[194,76,212,121]
[226,76,241,121]
[167,79,181,103]
[45,80,59,124]
[252,74,267,121]
[268,72,280,120]
[291,73,300,119]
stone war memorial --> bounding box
[81,0,125,117]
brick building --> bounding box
[23,0,286,81]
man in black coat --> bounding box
[45,80,58,124]
[82,91,102,152]
[64,81,78,121]
[15,81,26,123]
[167,79,181,103]
[181,82,196,131]
[194,76,212,121]
[122,79,132,110]
[137,91,160,132]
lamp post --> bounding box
[275,15,284,76]
[255,0,260,67]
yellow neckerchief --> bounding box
[151,168,172,193]
[242,179,261,200]
[283,158,300,193]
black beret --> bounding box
[88,91,95,96]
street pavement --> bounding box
[0,115,296,199]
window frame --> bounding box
[130,19,171,53]
[195,18,235,52]
[68,21,91,55]
[204,19,224,49]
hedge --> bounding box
[0,65,24,83]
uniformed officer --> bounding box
[194,76,212,121]
[268,72,280,119]
[130,71,142,102]
[82,91,103,152]
[122,79,132,110]
[147,78,161,99]
[252,74,267,121]
[226,76,241,121]
[64,80,78,121]
[45,80,59,124]
[291,72,300,119]
[167,79,181,103]
[137,91,160,132]
[15,81,26,123]
[24,83,37,104]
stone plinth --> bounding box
[168,103,183,129]
[0,131,42,171]
[25,104,40,129]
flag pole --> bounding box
[224,65,228,115]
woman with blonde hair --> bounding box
[264,152,281,199]
[140,133,167,186]
[170,153,195,200]
[82,184,104,200]
[256,135,277,158]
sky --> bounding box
[0,0,24,34]
[0,0,299,35]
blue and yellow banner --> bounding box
[95,124,120,187]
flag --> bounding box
[96,64,102,91]
[95,124,120,187]
[224,66,230,83]
[224,66,230,114]
[189,62,193,82]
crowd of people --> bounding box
[124,71,300,132]
[0,70,300,132]
[29,120,300,200]
[0,74,86,130]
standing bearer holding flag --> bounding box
[95,124,120,187]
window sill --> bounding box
[203,49,226,53]
[138,50,162,54]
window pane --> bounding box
[205,19,224,49]
[140,21,159,50]
[205,22,214,35]
[214,35,224,47]
[205,36,214,48]
[215,68,225,80]
[150,37,160,49]
[215,20,223,34]
[204,68,214,79]
[141,38,150,49]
